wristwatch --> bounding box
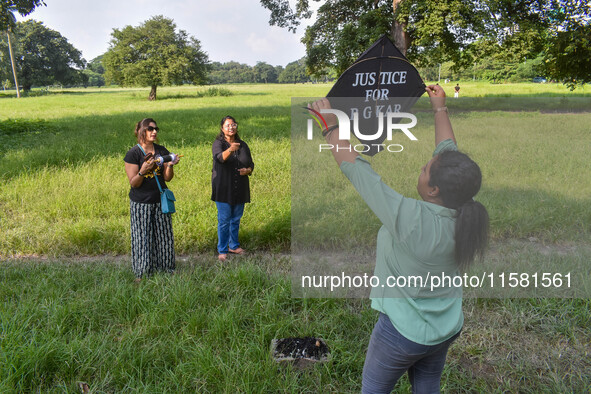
[138,171,144,177]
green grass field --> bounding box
[1,82,589,255]
[1,82,590,392]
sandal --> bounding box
[229,247,245,255]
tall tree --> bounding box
[465,1,590,87]
[541,2,591,88]
[1,0,46,97]
[261,0,590,85]
[5,13,18,96]
[278,59,308,83]
[0,0,45,31]
[0,20,86,91]
[87,54,105,75]
[544,23,591,88]
[262,0,488,76]
[253,61,278,83]
[103,15,209,100]
[82,55,105,87]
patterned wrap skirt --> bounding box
[130,200,175,278]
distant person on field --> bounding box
[211,115,254,261]
[124,118,180,282]
[454,83,460,98]
[311,84,489,393]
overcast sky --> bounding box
[16,0,311,66]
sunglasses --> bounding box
[146,126,159,132]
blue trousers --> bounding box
[362,313,460,394]
[215,202,245,254]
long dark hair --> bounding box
[429,150,489,270]
[216,115,240,141]
[135,118,158,144]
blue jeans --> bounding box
[362,313,461,394]
[215,202,245,254]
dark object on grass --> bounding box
[271,337,330,369]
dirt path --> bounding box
[1,238,589,263]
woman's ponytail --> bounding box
[455,200,489,271]
[429,150,489,270]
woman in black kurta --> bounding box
[211,116,254,261]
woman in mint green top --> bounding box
[311,85,489,393]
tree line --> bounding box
[208,60,312,84]
[86,57,312,87]
[1,1,589,100]
[261,0,590,89]
[0,16,313,100]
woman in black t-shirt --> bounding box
[124,118,181,282]
[211,116,254,261]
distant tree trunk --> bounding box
[7,29,20,98]
[392,0,411,55]
[149,85,157,100]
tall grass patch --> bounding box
[1,83,590,392]
[292,99,590,252]
[0,85,330,256]
[1,84,589,254]
[0,256,374,392]
[1,256,589,392]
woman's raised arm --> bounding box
[425,85,456,146]
[310,98,359,166]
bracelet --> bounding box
[322,124,339,137]
[434,106,448,113]
[138,171,144,177]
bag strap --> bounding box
[137,144,164,194]
[153,171,164,194]
[136,143,145,154]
